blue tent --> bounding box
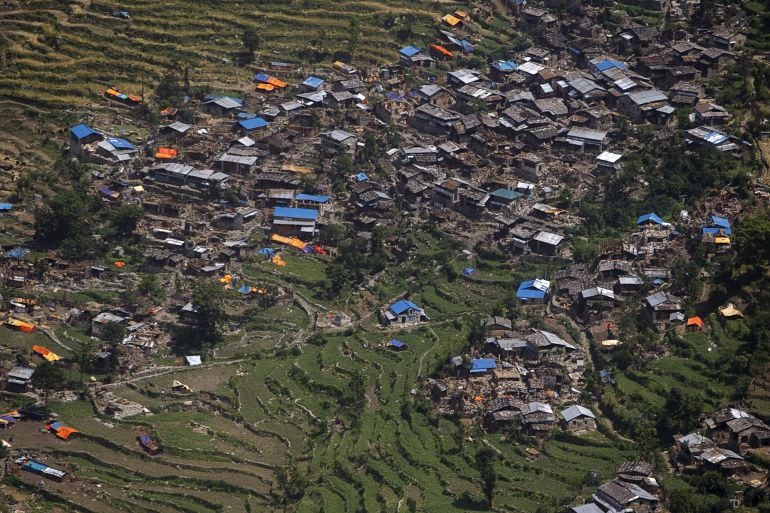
[711,215,731,230]
[0,203,12,211]
[254,73,270,83]
[258,248,276,256]
[636,212,663,225]
[355,172,369,182]
[463,268,476,276]
[387,339,406,349]
[238,284,252,295]
[6,247,28,260]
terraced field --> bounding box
[3,266,636,513]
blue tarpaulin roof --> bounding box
[296,193,330,203]
[254,73,270,83]
[238,117,269,131]
[637,212,663,225]
[492,60,518,72]
[238,284,252,295]
[460,40,474,53]
[595,59,626,71]
[463,268,476,275]
[389,299,421,315]
[517,279,548,300]
[470,358,497,373]
[303,76,325,88]
[258,248,276,256]
[0,203,12,211]
[6,247,28,259]
[399,45,421,57]
[70,124,98,140]
[274,207,318,220]
[388,339,406,348]
[107,137,135,150]
[355,172,369,182]
[711,215,731,230]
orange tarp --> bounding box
[271,254,286,266]
[270,234,307,250]
[686,316,703,329]
[155,147,177,159]
[266,76,287,88]
[128,94,142,102]
[257,83,276,91]
[54,427,79,440]
[430,44,453,58]
[32,345,61,362]
[105,88,120,97]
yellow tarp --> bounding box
[133,185,145,193]
[281,164,314,175]
[442,14,461,26]
[220,274,233,284]
[714,236,731,245]
[719,303,744,318]
[32,345,61,362]
[270,234,307,250]
[6,318,35,333]
[272,255,286,267]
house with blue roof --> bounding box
[470,358,497,374]
[295,194,330,213]
[516,278,551,303]
[488,188,523,209]
[381,299,429,326]
[272,207,318,240]
[399,45,435,67]
[702,215,732,247]
[69,124,103,157]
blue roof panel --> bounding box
[296,193,330,203]
[470,358,497,373]
[399,45,421,57]
[107,137,135,150]
[389,299,421,315]
[303,76,325,88]
[238,116,269,130]
[273,207,318,220]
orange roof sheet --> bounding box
[270,234,307,250]
[430,44,453,58]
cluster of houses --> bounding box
[569,461,661,513]
[673,407,770,484]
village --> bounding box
[0,0,767,510]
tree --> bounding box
[475,446,497,508]
[32,362,66,407]
[659,386,703,438]
[110,203,143,236]
[734,209,770,272]
[192,280,227,346]
[34,189,88,244]
[155,70,183,107]
[72,339,96,382]
[242,28,260,59]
